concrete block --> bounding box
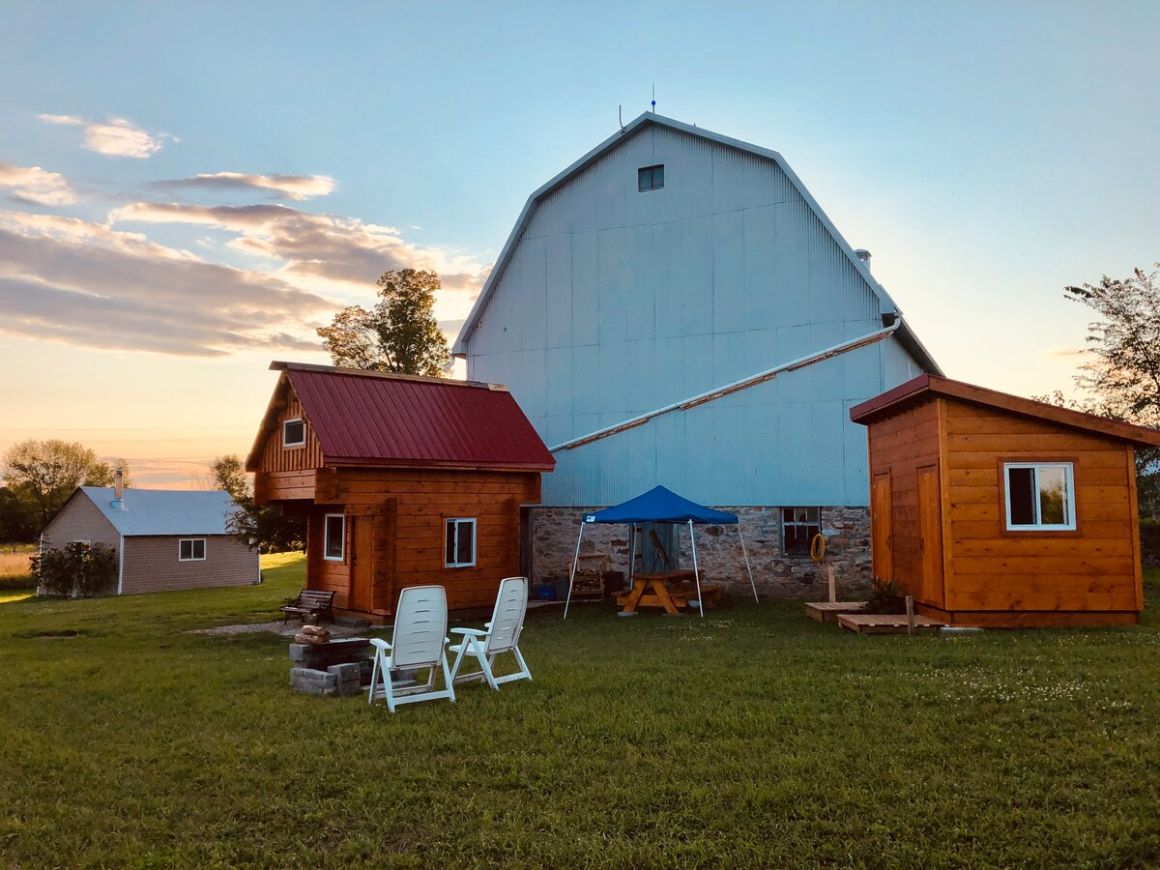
[288,643,312,663]
[289,667,338,696]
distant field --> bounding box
[0,548,34,595]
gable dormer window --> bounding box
[283,418,305,448]
[638,164,664,192]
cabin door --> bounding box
[916,465,944,607]
[349,515,375,613]
[871,471,894,581]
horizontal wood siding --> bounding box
[120,535,258,595]
[41,492,120,551]
[942,399,1138,615]
[304,469,541,615]
[254,470,316,504]
[255,392,323,474]
[866,399,940,602]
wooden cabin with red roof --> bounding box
[850,375,1160,627]
[246,362,555,620]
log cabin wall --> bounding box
[865,398,941,602]
[941,397,1141,622]
[304,468,542,615]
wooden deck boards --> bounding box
[805,601,868,623]
[838,613,945,635]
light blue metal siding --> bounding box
[468,124,925,507]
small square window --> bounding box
[638,164,664,192]
[781,508,820,556]
[283,418,305,448]
[444,518,477,568]
[179,538,206,561]
[1004,462,1075,531]
[323,514,345,561]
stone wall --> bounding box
[529,505,871,601]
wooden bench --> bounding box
[280,589,336,624]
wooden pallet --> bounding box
[805,601,868,623]
[837,613,944,635]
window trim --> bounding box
[638,164,665,192]
[781,507,821,557]
[444,517,477,568]
[283,417,306,449]
[1000,459,1078,533]
[178,538,207,562]
[323,513,345,562]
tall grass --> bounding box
[0,556,1157,866]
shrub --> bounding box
[865,577,906,614]
[31,542,117,598]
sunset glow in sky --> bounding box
[2,2,1158,487]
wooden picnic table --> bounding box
[615,570,721,615]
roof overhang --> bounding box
[851,373,1160,448]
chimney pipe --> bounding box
[113,468,125,509]
[854,248,872,271]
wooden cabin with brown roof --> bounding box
[246,362,555,620]
[850,374,1160,627]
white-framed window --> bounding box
[323,513,345,561]
[1004,462,1076,531]
[444,518,477,568]
[638,164,664,192]
[283,418,306,448]
[179,538,206,561]
[782,507,821,556]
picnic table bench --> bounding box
[280,589,336,623]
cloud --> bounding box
[0,210,334,356]
[153,172,336,201]
[37,113,175,159]
[109,201,491,311]
[0,162,76,206]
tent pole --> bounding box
[737,525,759,604]
[688,519,704,618]
[563,522,586,620]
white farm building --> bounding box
[454,113,939,595]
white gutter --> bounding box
[550,322,901,452]
[117,534,124,595]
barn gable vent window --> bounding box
[283,418,306,448]
[323,513,345,561]
[1004,462,1076,531]
[638,164,664,192]
[444,518,477,568]
[178,538,206,561]
[782,507,820,556]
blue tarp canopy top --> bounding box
[584,485,738,525]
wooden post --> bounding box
[827,564,836,604]
[905,595,915,636]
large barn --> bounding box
[453,112,939,596]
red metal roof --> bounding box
[850,373,1160,448]
[272,363,555,471]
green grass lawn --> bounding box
[2,556,1158,867]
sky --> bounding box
[1,1,1158,487]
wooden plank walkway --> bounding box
[805,601,868,623]
[838,613,944,635]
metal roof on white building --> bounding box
[79,487,238,537]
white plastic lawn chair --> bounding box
[368,585,455,713]
[448,576,532,690]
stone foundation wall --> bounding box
[529,505,871,600]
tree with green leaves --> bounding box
[2,440,129,531]
[1056,263,1160,516]
[317,268,450,376]
[209,455,305,554]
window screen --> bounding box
[1004,463,1075,530]
[179,538,206,561]
[444,518,477,567]
[324,514,345,560]
[283,419,305,447]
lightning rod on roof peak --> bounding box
[651,83,656,113]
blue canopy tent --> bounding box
[563,485,759,618]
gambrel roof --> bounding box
[453,112,940,374]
